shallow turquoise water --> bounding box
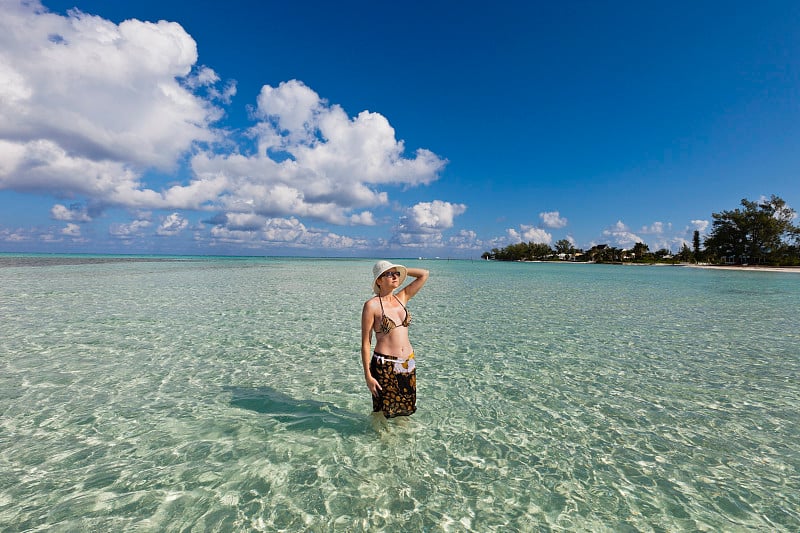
[1,257,798,531]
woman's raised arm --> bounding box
[399,267,429,300]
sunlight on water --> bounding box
[1,257,798,531]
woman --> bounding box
[361,260,429,418]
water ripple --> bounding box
[1,258,798,531]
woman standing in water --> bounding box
[361,261,429,418]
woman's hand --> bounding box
[365,374,382,397]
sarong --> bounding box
[370,352,416,418]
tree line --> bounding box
[482,195,800,266]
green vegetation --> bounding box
[703,195,800,266]
[482,195,800,266]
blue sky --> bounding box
[1,0,799,258]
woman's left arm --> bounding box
[400,267,429,300]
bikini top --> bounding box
[377,295,411,334]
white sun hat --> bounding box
[372,260,408,295]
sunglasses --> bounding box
[380,270,402,278]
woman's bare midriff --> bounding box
[374,329,413,359]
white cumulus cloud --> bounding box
[507,225,552,245]
[189,80,447,224]
[51,203,92,222]
[640,221,671,234]
[391,200,467,248]
[0,1,450,253]
[0,1,221,171]
[157,212,188,236]
[206,215,368,250]
[602,220,643,248]
[61,223,81,237]
[109,219,151,240]
[448,229,481,249]
[349,211,376,226]
[404,200,467,233]
[539,211,567,229]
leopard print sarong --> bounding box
[370,352,416,418]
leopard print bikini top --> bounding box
[376,295,411,334]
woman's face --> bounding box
[377,270,401,292]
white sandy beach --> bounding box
[686,264,800,273]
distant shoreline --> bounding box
[684,264,800,273]
[518,260,800,273]
[3,253,800,272]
